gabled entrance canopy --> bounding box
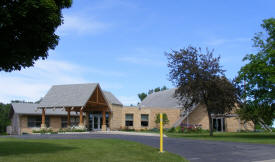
[37,83,111,130]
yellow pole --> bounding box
[160,113,163,153]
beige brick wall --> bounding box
[182,105,254,132]
[20,115,32,134]
[226,117,254,132]
[20,115,63,134]
[122,106,151,130]
[120,106,181,130]
[50,116,61,131]
[182,105,210,130]
[149,108,181,129]
[109,105,123,130]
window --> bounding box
[106,112,109,128]
[61,116,80,128]
[141,114,149,127]
[71,117,79,127]
[61,117,67,128]
[28,116,49,128]
[125,114,133,126]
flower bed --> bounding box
[58,126,87,133]
[32,128,56,134]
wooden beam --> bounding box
[86,101,108,106]
[84,107,109,112]
[96,86,99,104]
[102,110,106,131]
[79,108,83,127]
[41,108,46,128]
[67,109,71,127]
[102,110,106,125]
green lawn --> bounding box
[166,132,275,145]
[0,138,187,162]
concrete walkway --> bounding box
[7,133,275,162]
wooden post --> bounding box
[67,108,71,128]
[79,108,84,127]
[102,110,106,131]
[41,108,46,129]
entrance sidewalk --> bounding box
[92,131,167,137]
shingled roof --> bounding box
[11,103,78,116]
[38,83,122,108]
[139,88,184,109]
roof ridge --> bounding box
[52,83,99,87]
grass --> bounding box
[166,132,275,145]
[0,138,187,162]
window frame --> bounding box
[27,116,50,128]
[141,114,149,127]
[61,117,67,128]
[125,114,134,126]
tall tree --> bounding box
[161,86,168,91]
[154,87,160,92]
[148,89,154,94]
[237,102,275,131]
[138,93,147,101]
[236,18,275,128]
[138,86,169,101]
[0,103,11,133]
[236,18,275,104]
[0,0,72,72]
[167,47,239,136]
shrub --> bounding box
[168,127,175,133]
[175,126,183,133]
[119,126,135,132]
[149,128,159,132]
[167,124,209,134]
[155,113,169,126]
[0,132,8,135]
[32,127,54,134]
[58,126,87,133]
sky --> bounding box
[0,0,275,106]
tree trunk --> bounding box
[208,112,213,136]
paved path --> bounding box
[7,134,275,162]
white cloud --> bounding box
[118,96,139,106]
[203,38,250,46]
[56,14,110,36]
[118,56,165,67]
[0,59,124,104]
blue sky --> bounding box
[0,0,274,106]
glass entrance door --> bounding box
[89,112,102,131]
[213,118,225,132]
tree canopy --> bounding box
[138,86,168,101]
[166,47,239,136]
[0,103,11,133]
[236,18,275,129]
[236,18,275,104]
[0,0,72,72]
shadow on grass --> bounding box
[0,141,75,156]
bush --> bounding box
[148,128,159,132]
[167,124,209,134]
[168,127,175,133]
[32,128,54,134]
[119,126,135,132]
[155,113,169,126]
[0,132,8,135]
[58,126,87,133]
[175,126,183,133]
